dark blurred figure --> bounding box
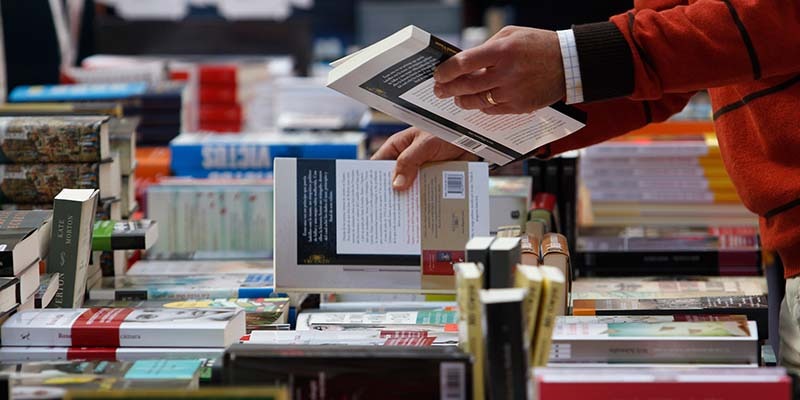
[465,0,632,30]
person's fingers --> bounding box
[391,136,435,190]
[371,127,418,160]
[454,86,512,110]
[434,67,504,98]
[434,44,501,86]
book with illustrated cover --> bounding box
[549,319,759,364]
[47,189,98,309]
[220,345,469,400]
[0,116,110,163]
[1,308,245,348]
[0,347,224,363]
[0,161,119,204]
[3,359,202,392]
[274,158,488,293]
[92,220,158,251]
[84,297,290,332]
[327,25,585,166]
[126,260,271,276]
[89,273,274,301]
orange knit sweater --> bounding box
[540,0,800,277]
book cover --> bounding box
[0,346,224,363]
[488,237,521,289]
[481,288,528,400]
[420,162,490,291]
[242,330,450,347]
[532,266,566,367]
[465,236,494,289]
[89,273,274,301]
[454,262,484,400]
[0,163,117,204]
[274,158,487,293]
[0,116,109,163]
[328,25,585,166]
[1,308,246,348]
[515,265,543,366]
[549,320,759,364]
[199,104,243,124]
[221,344,470,400]
[169,132,366,178]
[570,276,768,299]
[92,220,158,251]
[63,387,289,400]
[9,83,149,103]
[47,189,98,308]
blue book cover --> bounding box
[169,132,365,178]
[124,359,203,380]
[9,82,149,102]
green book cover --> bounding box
[92,220,158,251]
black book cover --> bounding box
[577,250,762,277]
[466,237,495,289]
[222,345,472,400]
[482,289,528,400]
[488,238,521,289]
[557,154,578,256]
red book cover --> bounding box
[200,85,239,105]
[198,121,242,133]
[199,65,239,85]
[537,381,791,400]
[199,104,243,123]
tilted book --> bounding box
[1,308,246,348]
[34,272,60,308]
[47,189,98,308]
[328,25,585,166]
[89,273,274,301]
[0,116,110,163]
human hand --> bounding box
[433,26,566,114]
[371,127,479,191]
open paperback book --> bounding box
[328,25,586,166]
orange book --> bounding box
[135,147,171,182]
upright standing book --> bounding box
[481,288,528,400]
[327,25,585,166]
[47,189,99,308]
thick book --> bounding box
[169,132,366,179]
[488,237,521,289]
[532,367,791,400]
[1,308,246,348]
[17,261,41,306]
[514,265,543,366]
[0,210,52,262]
[454,262,485,400]
[126,260,271,276]
[0,228,41,276]
[92,220,158,251]
[0,102,124,118]
[550,319,759,364]
[532,266,566,367]
[47,189,99,308]
[34,272,60,308]
[89,273,274,301]
[84,297,290,332]
[3,359,202,392]
[109,117,138,177]
[327,25,585,166]
[220,344,471,400]
[481,288,528,400]
[0,161,119,203]
[465,236,494,289]
[0,277,18,314]
[0,346,224,363]
[274,158,488,293]
[0,116,109,164]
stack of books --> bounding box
[0,210,51,313]
[197,62,270,133]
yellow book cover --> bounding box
[532,266,566,367]
[514,265,543,366]
[454,262,485,400]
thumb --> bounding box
[391,137,433,191]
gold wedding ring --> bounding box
[485,91,498,106]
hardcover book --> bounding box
[0,161,119,204]
[0,116,109,163]
[220,344,470,400]
[92,220,158,251]
[549,319,759,364]
[327,25,585,166]
[47,189,98,308]
[1,308,246,348]
[274,158,488,293]
[89,273,274,301]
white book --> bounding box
[127,260,272,276]
[1,308,245,348]
[327,25,585,166]
[274,158,489,293]
[244,330,457,346]
[0,346,224,362]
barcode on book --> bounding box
[443,171,465,199]
[440,362,466,400]
[454,135,483,151]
